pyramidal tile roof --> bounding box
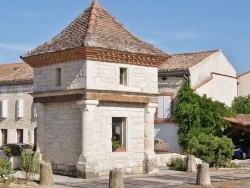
[22,1,168,58]
[159,50,220,73]
[0,62,33,85]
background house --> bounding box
[155,49,237,152]
[0,62,36,146]
[21,1,169,178]
[237,70,250,96]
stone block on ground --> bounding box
[196,163,211,186]
[109,169,124,188]
[40,163,54,186]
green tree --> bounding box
[173,79,235,147]
[20,150,40,182]
[232,95,250,114]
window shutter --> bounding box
[17,99,24,118]
[157,96,164,118]
[164,96,172,119]
[157,96,172,119]
[1,100,8,118]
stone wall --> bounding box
[156,153,203,167]
[43,101,82,176]
[42,101,148,177]
[86,60,158,93]
[33,60,158,94]
[0,84,36,145]
[158,76,184,98]
[93,102,146,176]
[33,60,87,92]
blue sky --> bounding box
[1,0,249,74]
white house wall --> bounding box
[196,74,237,106]
[189,51,236,88]
[238,71,250,96]
[154,123,182,153]
[189,51,237,106]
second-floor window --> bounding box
[119,68,128,86]
[55,68,62,86]
[16,99,24,118]
[0,100,8,118]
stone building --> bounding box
[155,49,237,152]
[21,1,169,178]
[0,62,36,146]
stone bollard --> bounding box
[196,163,211,186]
[109,169,124,188]
[186,154,196,172]
[40,163,54,186]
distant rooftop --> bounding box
[159,50,220,73]
[0,62,33,85]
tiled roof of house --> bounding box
[0,62,33,85]
[22,1,168,58]
[159,50,220,73]
[223,114,250,132]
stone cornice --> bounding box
[31,88,158,104]
[21,47,169,68]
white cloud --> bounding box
[0,43,34,52]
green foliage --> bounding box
[173,78,235,147]
[167,157,186,171]
[0,158,13,177]
[112,140,120,150]
[0,158,14,185]
[20,150,40,182]
[186,133,234,167]
[232,95,250,114]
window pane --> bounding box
[112,117,126,149]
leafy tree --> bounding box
[232,95,250,114]
[173,79,235,147]
[186,133,234,167]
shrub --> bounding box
[168,157,186,171]
[20,150,40,182]
[0,158,14,185]
[186,133,234,167]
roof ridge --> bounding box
[172,49,220,56]
[92,4,167,55]
[84,0,99,44]
[0,62,26,67]
[237,70,250,78]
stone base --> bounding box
[144,151,158,174]
[76,162,100,179]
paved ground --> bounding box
[11,165,250,188]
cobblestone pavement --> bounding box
[12,167,250,188]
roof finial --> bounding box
[93,0,98,4]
